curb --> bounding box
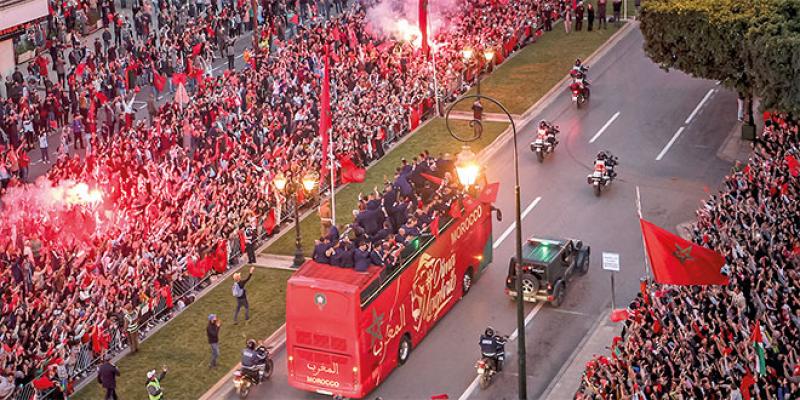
[538,309,610,400]
[478,21,639,165]
[198,323,288,400]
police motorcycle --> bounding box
[476,327,509,390]
[531,120,560,163]
[587,151,618,197]
[569,59,591,109]
[233,340,274,399]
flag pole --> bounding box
[636,185,651,281]
[329,128,336,227]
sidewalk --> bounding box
[540,311,617,400]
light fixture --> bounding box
[455,146,480,187]
[273,172,288,192]
[302,172,318,192]
[462,47,474,62]
[483,48,495,62]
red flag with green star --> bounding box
[640,218,729,285]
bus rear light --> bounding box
[475,255,483,261]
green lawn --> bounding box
[457,21,625,115]
[265,119,509,256]
[73,267,294,400]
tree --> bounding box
[640,0,760,96]
[746,0,800,116]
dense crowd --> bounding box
[576,115,800,399]
[0,0,569,397]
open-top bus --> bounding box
[285,201,496,398]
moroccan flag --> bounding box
[751,321,766,376]
[610,308,630,323]
[430,215,440,237]
[462,196,478,211]
[449,200,462,219]
[237,229,246,253]
[410,106,420,130]
[340,156,366,183]
[186,258,204,278]
[153,72,167,92]
[75,63,86,76]
[786,154,800,177]
[192,43,203,57]
[297,187,305,204]
[420,172,443,185]
[263,208,277,235]
[290,13,300,24]
[418,0,429,55]
[213,241,228,273]
[478,182,500,204]
[96,92,108,105]
[640,218,729,285]
[319,46,332,178]
[172,73,187,86]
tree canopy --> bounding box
[640,0,799,115]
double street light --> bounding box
[273,171,319,268]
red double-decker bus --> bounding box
[285,202,495,398]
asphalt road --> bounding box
[212,26,738,400]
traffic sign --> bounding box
[602,252,620,272]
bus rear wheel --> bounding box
[462,268,474,296]
[398,334,412,365]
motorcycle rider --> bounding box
[240,339,268,382]
[479,327,507,372]
[594,151,618,179]
[571,59,589,80]
[537,120,558,146]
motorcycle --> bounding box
[476,335,508,390]
[530,126,559,163]
[232,346,274,399]
[570,80,590,109]
[587,162,614,197]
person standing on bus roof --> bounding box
[355,242,384,272]
[313,237,332,264]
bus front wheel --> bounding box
[398,334,412,365]
[462,268,474,296]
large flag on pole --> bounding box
[319,45,332,178]
[419,0,429,56]
[639,218,729,285]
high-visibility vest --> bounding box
[147,379,162,400]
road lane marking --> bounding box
[550,308,589,316]
[589,111,620,143]
[458,302,545,400]
[655,127,685,161]
[492,196,542,249]
[684,88,715,125]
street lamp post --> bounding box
[445,94,526,400]
[274,171,319,268]
[461,46,495,99]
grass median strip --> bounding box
[73,267,293,400]
[457,22,624,115]
[264,119,509,256]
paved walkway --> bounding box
[540,310,617,399]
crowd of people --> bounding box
[577,115,800,399]
[0,0,571,397]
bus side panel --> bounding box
[286,280,360,396]
[356,203,494,395]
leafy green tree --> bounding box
[746,0,800,115]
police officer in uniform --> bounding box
[145,366,167,400]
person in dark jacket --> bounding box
[575,2,585,31]
[97,355,120,400]
[587,3,595,31]
[354,242,384,272]
[207,314,221,368]
[312,238,332,263]
[232,266,255,323]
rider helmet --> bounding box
[484,327,495,337]
[246,339,256,350]
[539,121,547,129]
[575,58,582,66]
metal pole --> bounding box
[623,0,628,20]
[293,185,305,267]
[636,186,651,280]
[431,46,441,117]
[610,273,616,310]
[511,125,526,400]
[329,135,336,227]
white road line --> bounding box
[589,111,620,143]
[458,302,545,400]
[655,127,685,161]
[492,196,542,249]
[684,88,715,125]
